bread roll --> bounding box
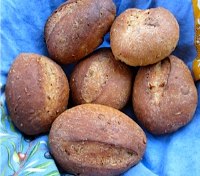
[70,48,133,109]
[5,53,69,135]
[133,55,198,134]
[110,7,179,66]
[49,104,146,176]
[45,0,116,64]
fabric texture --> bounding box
[0,0,200,175]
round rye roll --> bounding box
[133,55,198,135]
[110,7,179,66]
[45,0,116,64]
[5,53,69,135]
[49,104,146,176]
[70,48,133,109]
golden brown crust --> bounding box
[133,55,198,134]
[5,53,69,135]
[45,0,116,64]
[110,7,179,66]
[70,48,133,109]
[49,104,146,176]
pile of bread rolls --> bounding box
[5,0,198,175]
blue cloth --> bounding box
[1,0,200,175]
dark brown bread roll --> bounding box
[49,104,146,176]
[45,0,116,64]
[70,48,133,109]
[5,53,69,135]
[133,55,198,135]
[110,7,179,66]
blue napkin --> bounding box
[1,0,200,175]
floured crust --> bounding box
[49,104,146,176]
[5,53,69,135]
[70,48,133,109]
[110,7,179,66]
[133,55,198,134]
[45,0,116,64]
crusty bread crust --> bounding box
[49,104,146,176]
[45,0,116,64]
[133,55,198,134]
[110,7,179,66]
[70,48,133,109]
[5,53,69,135]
